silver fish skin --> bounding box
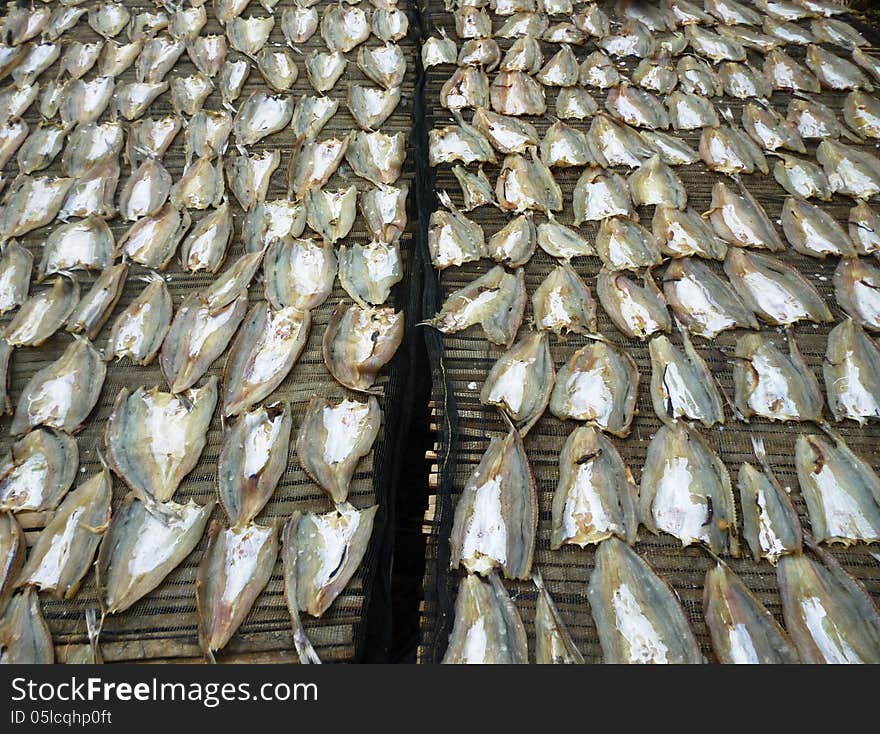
[106,273,171,367]
[11,43,60,87]
[323,304,402,394]
[0,84,38,128]
[772,151,833,201]
[65,119,124,177]
[533,570,584,665]
[429,266,526,347]
[649,330,724,427]
[105,379,218,503]
[0,175,73,240]
[641,422,740,556]
[764,48,821,93]
[243,200,306,253]
[699,124,768,175]
[598,18,655,58]
[428,192,486,268]
[606,83,669,130]
[573,168,634,224]
[16,122,64,175]
[817,139,880,199]
[305,186,357,243]
[550,425,638,548]
[496,11,550,40]
[223,304,310,417]
[97,493,213,615]
[742,102,806,153]
[453,6,490,39]
[733,331,824,423]
[10,336,105,437]
[180,203,233,274]
[233,92,294,147]
[704,563,800,664]
[126,117,179,168]
[170,6,207,42]
[128,10,169,41]
[628,155,686,209]
[170,157,225,211]
[290,134,351,196]
[666,0,714,25]
[824,318,880,425]
[450,428,537,580]
[0,240,33,314]
[117,205,190,270]
[160,292,247,394]
[572,2,610,34]
[555,87,598,121]
[797,430,880,545]
[206,252,264,317]
[705,0,762,25]
[663,257,758,339]
[39,217,114,281]
[579,50,619,89]
[196,520,279,656]
[497,149,563,213]
[806,44,872,92]
[491,70,546,117]
[0,429,77,513]
[597,268,670,340]
[724,248,833,326]
[282,6,318,46]
[430,118,496,166]
[677,56,723,97]
[113,80,169,122]
[536,44,579,87]
[739,437,803,564]
[215,0,250,25]
[66,262,129,341]
[470,108,536,157]
[595,216,661,271]
[339,241,403,307]
[532,262,597,336]
[588,536,702,664]
[550,338,639,438]
[487,214,536,268]
[0,588,53,664]
[0,120,28,173]
[778,546,880,663]
[586,113,657,169]
[633,52,677,94]
[16,464,112,600]
[217,403,292,526]
[46,6,88,40]
[666,90,719,131]
[291,95,339,144]
[639,130,699,167]
[716,24,782,54]
[321,3,370,53]
[834,257,880,330]
[219,59,250,107]
[481,331,554,436]
[4,5,51,45]
[441,66,490,112]
[686,23,745,61]
[442,572,528,664]
[854,48,880,85]
[118,158,171,221]
[0,512,24,610]
[786,96,855,141]
[844,90,880,139]
[848,201,880,255]
[719,61,773,100]
[225,150,279,211]
[295,396,381,504]
[652,206,728,260]
[537,218,594,261]
[4,275,79,348]
[187,36,227,78]
[264,237,335,312]
[59,160,120,221]
[226,15,274,58]
[782,196,854,258]
[707,181,785,252]
[540,121,591,168]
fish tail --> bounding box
[293,628,322,665]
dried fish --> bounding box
[742,102,806,153]
[844,90,880,139]
[0,512,23,608]
[422,31,457,69]
[598,18,655,58]
[0,588,53,664]
[4,276,79,348]
[226,150,279,211]
[699,123,769,175]
[10,336,105,437]
[533,263,597,338]
[586,114,657,169]
[126,117,178,168]
[491,71,546,116]
[296,396,381,504]
[725,248,833,326]
[450,428,537,580]
[117,205,190,270]
[106,379,218,502]
[806,44,872,92]
[786,96,852,141]
[633,52,677,94]
[289,134,350,197]
[595,217,661,271]
[201,251,263,318]
[707,181,785,252]
[540,120,591,168]
[817,139,880,200]
[533,570,583,665]
[652,206,728,260]
[850,202,880,256]
[219,59,250,106]
[782,196,854,258]
[470,108,535,156]
[290,95,338,144]
[824,318,880,425]
[677,56,722,97]
[180,203,233,275]
[854,48,880,85]
[218,403,291,526]
[338,241,403,307]
[778,549,880,663]
[323,304,402,393]
[97,493,213,615]
[579,50,619,89]
[458,38,501,71]
[359,43,406,90]
[0,175,73,239]
[537,218,594,261]
[118,158,171,221]
[663,257,757,339]
[719,61,772,99]
[234,92,294,146]
[60,160,120,221]
[0,240,32,314]
[772,151,833,201]
[834,257,880,331]
[106,273,171,367]
[98,39,143,77]
[113,80,168,122]
[764,48,821,93]
[348,83,401,131]
[606,83,669,131]
[598,269,670,340]
[588,537,702,664]
[227,15,274,57]
[628,155,686,209]
[555,87,598,121]
[427,265,526,347]
[66,262,128,340]
[649,331,724,427]
[282,6,318,45]
[17,464,112,600]
[536,45,579,88]
[89,4,130,38]
[573,168,633,223]
[487,214,535,268]
[0,429,77,513]
[687,24,745,62]
[497,12,549,40]
[170,73,213,116]
[321,3,369,53]
[11,43,60,88]
[137,35,185,84]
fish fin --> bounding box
[293,628,322,665]
[86,608,104,664]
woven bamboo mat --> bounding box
[2,0,418,663]
[418,2,880,663]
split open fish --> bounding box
[106,273,171,366]
[126,116,179,168]
[428,192,485,268]
[0,588,53,664]
[305,186,356,244]
[264,237,335,312]
[321,3,370,53]
[296,396,381,504]
[652,206,728,260]
[323,304,402,394]
[719,61,773,99]
[573,168,634,223]
[184,110,231,170]
[289,134,350,197]
[0,240,32,314]
[782,196,854,257]
[225,150,279,211]
[487,214,535,268]
[699,123,769,175]
[233,92,293,146]
[360,184,407,245]
[532,262,596,336]
[66,262,128,341]
[597,268,670,340]
[347,130,405,186]
[291,95,338,144]
[817,139,880,199]
[39,217,113,281]
[117,204,190,270]
[533,570,583,664]
[834,256,880,331]
[243,200,306,252]
[339,241,403,307]
[105,379,218,503]
[63,119,124,177]
[0,429,77,513]
[806,44,872,91]
[170,156,225,211]
[4,275,79,348]
[0,175,73,239]
[0,512,24,609]
[772,151,833,201]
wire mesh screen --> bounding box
[2,0,420,663]
[418,3,880,663]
